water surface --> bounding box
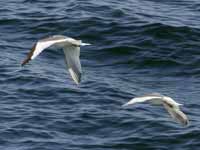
[0,0,200,149]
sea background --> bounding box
[0,0,200,149]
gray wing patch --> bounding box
[63,45,82,84]
[145,93,164,97]
[39,35,67,42]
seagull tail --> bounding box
[81,42,91,46]
[178,103,183,106]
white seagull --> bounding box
[21,35,91,84]
[123,93,189,126]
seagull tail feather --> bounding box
[81,43,91,46]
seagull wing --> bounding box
[63,45,82,84]
[21,35,67,66]
[123,95,162,107]
[163,102,189,126]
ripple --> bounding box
[0,0,200,149]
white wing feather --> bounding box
[122,96,162,107]
[22,36,68,66]
[31,39,66,59]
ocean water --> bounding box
[0,0,200,149]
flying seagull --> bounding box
[123,93,189,126]
[21,35,91,84]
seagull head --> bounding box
[164,96,183,108]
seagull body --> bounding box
[21,35,91,84]
[123,93,189,126]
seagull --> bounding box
[123,93,189,126]
[21,35,91,84]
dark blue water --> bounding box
[1,0,200,149]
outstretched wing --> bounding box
[63,45,82,84]
[21,35,68,66]
[163,103,189,126]
[122,94,162,107]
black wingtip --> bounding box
[21,57,30,66]
[21,44,36,67]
